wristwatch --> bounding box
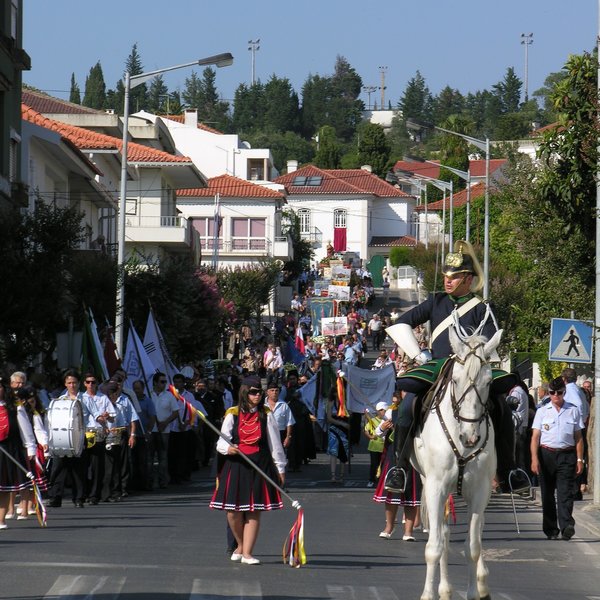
[577,458,585,464]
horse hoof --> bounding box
[480,595,491,600]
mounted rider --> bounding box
[384,240,530,494]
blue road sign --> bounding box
[549,318,594,363]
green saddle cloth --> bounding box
[397,358,516,394]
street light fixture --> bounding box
[407,120,491,299]
[115,52,234,355]
[405,156,472,246]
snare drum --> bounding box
[47,398,85,457]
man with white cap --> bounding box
[364,401,388,487]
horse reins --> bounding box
[430,350,492,496]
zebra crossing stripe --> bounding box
[190,578,262,599]
[45,575,126,599]
[326,584,399,600]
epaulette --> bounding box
[225,406,239,417]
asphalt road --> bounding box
[1,446,599,600]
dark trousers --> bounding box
[86,441,106,500]
[538,447,577,537]
[130,437,151,491]
[168,431,186,483]
[49,454,85,503]
[369,450,382,483]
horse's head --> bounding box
[449,326,503,448]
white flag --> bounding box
[123,323,157,394]
[346,364,396,413]
[143,309,178,380]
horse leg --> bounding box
[438,515,452,600]
[420,488,449,600]
[465,510,489,600]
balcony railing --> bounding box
[125,214,190,246]
[300,226,323,246]
[200,238,271,253]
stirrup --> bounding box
[384,466,407,494]
[508,468,532,496]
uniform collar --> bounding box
[449,292,474,305]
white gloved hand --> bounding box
[415,350,432,365]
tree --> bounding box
[196,67,231,131]
[356,122,391,177]
[216,261,280,324]
[281,208,315,281]
[300,73,331,138]
[327,55,364,142]
[147,74,169,113]
[82,61,106,109]
[432,85,464,123]
[125,43,147,114]
[182,71,202,109]
[232,82,265,133]
[532,70,568,124]
[69,73,81,105]
[398,70,433,123]
[263,75,300,133]
[492,67,522,114]
[314,125,341,169]
[244,130,314,173]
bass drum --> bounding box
[47,398,85,457]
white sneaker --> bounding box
[230,552,242,562]
[241,556,260,565]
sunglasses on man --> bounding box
[548,389,565,396]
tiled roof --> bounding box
[394,158,506,179]
[22,104,193,164]
[414,181,486,211]
[160,114,223,135]
[178,174,284,199]
[369,235,417,247]
[22,89,102,115]
[275,165,409,197]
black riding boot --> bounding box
[491,395,530,494]
[384,424,413,493]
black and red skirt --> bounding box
[210,449,283,512]
[372,445,422,506]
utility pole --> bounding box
[363,85,377,110]
[378,66,387,110]
[521,33,533,102]
[248,39,260,85]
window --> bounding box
[298,209,311,235]
[292,175,322,187]
[193,217,222,249]
[231,217,266,250]
[11,1,18,39]
[248,158,266,181]
[126,198,137,215]
[334,209,347,228]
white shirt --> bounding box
[216,409,287,473]
[564,382,589,423]
[150,389,180,433]
[82,392,116,429]
[0,401,37,457]
[267,399,295,431]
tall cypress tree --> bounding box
[125,43,147,113]
[147,74,169,113]
[69,73,81,105]
[82,62,106,109]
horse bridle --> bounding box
[430,346,492,495]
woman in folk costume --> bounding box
[0,380,37,529]
[326,373,350,483]
[373,392,422,541]
[15,386,49,518]
[210,375,286,566]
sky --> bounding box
[23,0,598,111]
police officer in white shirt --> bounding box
[531,376,584,541]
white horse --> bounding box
[413,326,502,600]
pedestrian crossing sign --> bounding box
[549,318,594,363]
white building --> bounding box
[134,109,278,182]
[177,174,291,269]
[275,163,416,269]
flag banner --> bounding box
[327,285,350,301]
[321,316,348,337]
[103,322,121,376]
[295,325,305,354]
[81,309,109,381]
[283,336,306,368]
[307,298,337,336]
[297,373,318,413]
[123,323,157,394]
[143,309,178,380]
[345,364,396,413]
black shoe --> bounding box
[90,498,99,505]
[562,525,575,540]
[546,534,559,540]
[47,498,62,508]
[74,501,84,508]
[384,467,406,493]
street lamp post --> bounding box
[114,53,234,355]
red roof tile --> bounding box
[178,174,284,199]
[22,89,102,115]
[160,114,223,135]
[394,159,506,179]
[22,104,193,165]
[275,165,409,197]
[414,181,486,211]
[369,236,417,247]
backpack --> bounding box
[0,404,9,442]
